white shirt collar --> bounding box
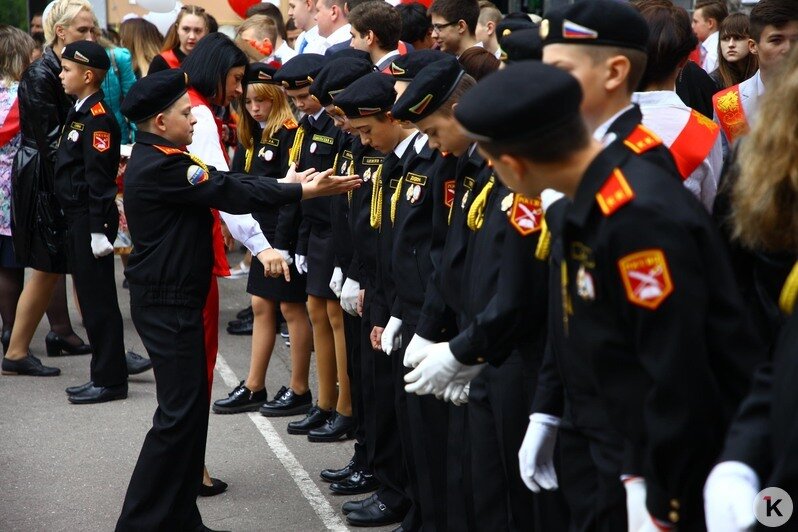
[325,23,351,47]
[312,107,325,120]
[593,104,634,142]
[374,49,400,69]
[413,133,428,154]
[468,142,478,157]
[702,31,719,53]
[631,91,683,108]
[394,132,415,159]
[74,95,91,111]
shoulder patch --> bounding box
[623,124,662,155]
[617,249,673,310]
[444,179,455,208]
[509,194,543,236]
[596,168,635,216]
[187,164,209,186]
[90,102,106,116]
[153,145,185,155]
[92,131,111,152]
[283,118,299,130]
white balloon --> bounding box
[137,0,177,14]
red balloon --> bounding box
[228,0,261,19]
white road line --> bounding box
[214,354,349,532]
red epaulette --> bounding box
[90,102,106,116]
[283,118,299,130]
[153,145,185,155]
[623,124,662,155]
[596,168,635,216]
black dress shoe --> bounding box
[330,471,379,495]
[2,354,60,376]
[226,318,253,336]
[126,351,153,375]
[68,383,128,404]
[308,411,356,442]
[66,381,94,395]
[346,498,401,527]
[199,477,228,497]
[45,331,92,357]
[236,305,253,320]
[212,381,267,414]
[1,329,9,355]
[287,405,333,434]
[320,459,356,483]
[260,386,312,417]
[342,493,378,515]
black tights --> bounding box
[0,266,23,333]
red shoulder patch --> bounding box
[623,124,662,155]
[153,145,185,155]
[444,179,456,208]
[92,131,111,152]
[509,194,543,236]
[617,249,673,310]
[283,118,299,130]
[596,168,634,216]
[90,102,106,116]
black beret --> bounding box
[327,48,371,62]
[309,58,375,107]
[61,41,110,71]
[500,28,543,63]
[332,72,396,118]
[496,13,538,47]
[121,69,189,123]
[454,61,582,143]
[245,63,279,85]
[391,55,465,122]
[541,0,649,52]
[274,53,326,89]
[388,49,448,81]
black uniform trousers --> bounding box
[116,304,208,532]
[65,211,127,387]
[398,321,450,532]
[360,288,409,514]
[343,310,368,471]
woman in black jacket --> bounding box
[2,0,96,377]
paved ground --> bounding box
[0,251,392,532]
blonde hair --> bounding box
[0,25,35,85]
[238,82,294,151]
[732,46,798,252]
[43,0,93,47]
[120,18,164,77]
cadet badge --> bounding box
[363,167,372,182]
[444,180,455,208]
[509,195,543,236]
[576,265,595,301]
[186,164,209,186]
[617,249,673,310]
[406,184,414,202]
[92,131,111,152]
[263,149,274,162]
[68,130,80,143]
[501,193,514,213]
[412,184,421,203]
[341,160,349,174]
[310,142,317,153]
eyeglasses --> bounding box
[431,21,457,32]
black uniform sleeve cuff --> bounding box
[449,332,485,365]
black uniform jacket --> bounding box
[347,139,384,286]
[124,131,302,308]
[54,91,120,232]
[390,138,456,326]
[330,135,356,278]
[553,142,764,526]
[415,145,492,341]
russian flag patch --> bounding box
[186,164,209,186]
[562,19,598,40]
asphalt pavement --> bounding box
[0,252,393,532]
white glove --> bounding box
[518,413,560,493]
[90,233,114,258]
[540,188,565,213]
[329,267,344,298]
[275,249,294,265]
[381,317,403,355]
[704,461,759,532]
[624,477,649,532]
[441,381,470,405]
[295,254,308,274]
[403,334,434,368]
[404,343,485,396]
[340,278,360,316]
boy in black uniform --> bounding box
[115,69,359,532]
[54,41,129,405]
[456,60,763,532]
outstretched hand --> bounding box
[301,168,360,199]
[282,162,317,184]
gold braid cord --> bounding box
[184,151,210,173]
[390,176,404,225]
[288,125,305,166]
[369,164,384,229]
[244,147,254,173]
[347,157,355,204]
[466,175,495,231]
[779,261,798,314]
[535,219,552,261]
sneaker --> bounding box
[259,386,312,417]
[213,381,268,414]
[279,322,289,338]
[226,260,250,280]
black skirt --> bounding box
[247,253,307,303]
[305,230,337,300]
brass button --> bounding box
[670,499,680,510]
[668,511,679,523]
[476,357,485,363]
